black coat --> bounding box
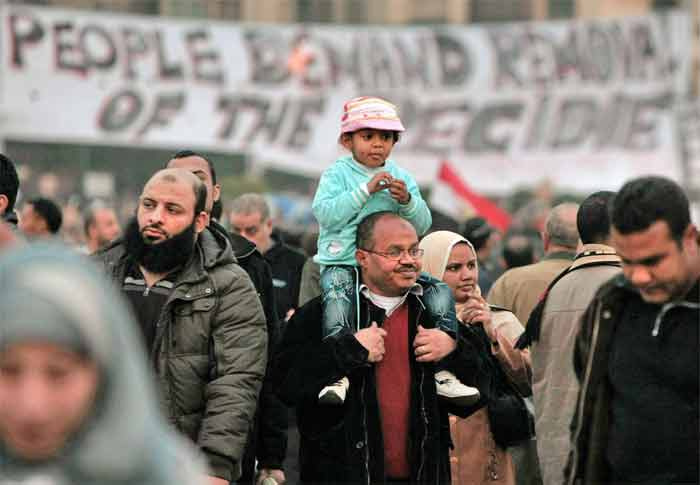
[272,282,493,485]
[210,221,288,477]
[265,233,307,320]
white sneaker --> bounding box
[318,376,350,405]
[435,370,480,406]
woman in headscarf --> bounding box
[419,230,532,484]
[0,244,206,485]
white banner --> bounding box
[0,6,692,192]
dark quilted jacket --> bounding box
[95,227,267,481]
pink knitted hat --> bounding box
[340,96,406,134]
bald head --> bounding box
[544,203,579,252]
[145,169,207,216]
[356,211,416,250]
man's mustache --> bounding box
[142,223,166,234]
[397,264,419,272]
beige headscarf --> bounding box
[419,230,481,316]
[419,230,477,280]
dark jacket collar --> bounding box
[2,210,18,226]
[98,226,235,286]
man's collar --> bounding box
[128,260,181,284]
[570,244,620,270]
[2,210,18,226]
[359,282,422,316]
[543,250,576,261]
[358,282,423,298]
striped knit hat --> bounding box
[340,96,406,134]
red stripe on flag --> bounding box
[437,161,511,231]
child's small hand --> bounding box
[388,178,410,204]
[367,172,393,194]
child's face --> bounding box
[341,129,396,168]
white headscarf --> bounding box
[419,230,482,307]
[419,230,477,279]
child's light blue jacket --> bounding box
[313,155,432,266]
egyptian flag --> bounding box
[429,160,511,231]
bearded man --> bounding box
[95,168,267,485]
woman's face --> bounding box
[442,242,479,304]
[0,342,99,461]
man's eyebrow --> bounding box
[165,201,185,209]
[621,253,666,266]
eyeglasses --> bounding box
[360,247,424,261]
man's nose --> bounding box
[627,265,653,287]
[149,205,164,224]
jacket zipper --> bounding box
[357,297,371,485]
[414,304,428,483]
[567,303,603,485]
[652,301,700,337]
[361,368,370,485]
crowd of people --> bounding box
[0,95,698,485]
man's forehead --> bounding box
[612,221,678,259]
[95,208,117,220]
[231,211,264,223]
[142,177,194,202]
[372,216,417,243]
[612,221,674,245]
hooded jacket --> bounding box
[209,220,288,475]
[0,244,206,485]
[313,155,432,267]
[95,226,268,481]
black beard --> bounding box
[123,217,197,274]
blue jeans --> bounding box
[419,274,459,338]
[320,265,359,339]
[319,266,458,340]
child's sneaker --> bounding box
[318,376,350,405]
[435,370,480,406]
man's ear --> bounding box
[194,211,209,233]
[0,194,8,215]
[213,183,221,204]
[356,248,368,269]
[682,223,698,255]
[541,231,550,252]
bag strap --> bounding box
[516,259,621,349]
